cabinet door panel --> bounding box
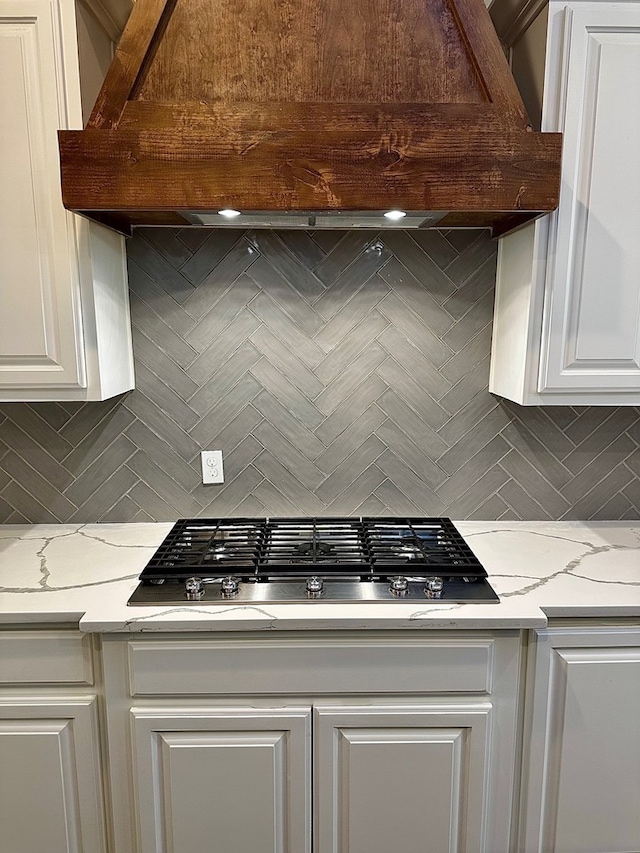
[0,697,106,853]
[540,5,640,392]
[315,704,493,853]
[132,707,311,853]
[523,629,640,853]
[0,0,85,389]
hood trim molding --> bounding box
[59,0,561,236]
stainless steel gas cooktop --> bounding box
[128,517,499,605]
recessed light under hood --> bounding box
[184,211,446,229]
[58,0,562,237]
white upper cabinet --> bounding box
[490,0,640,404]
[0,0,134,401]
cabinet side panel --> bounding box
[490,222,540,403]
[83,221,135,400]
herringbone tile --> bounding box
[314,232,377,284]
[378,325,452,400]
[248,291,326,367]
[377,359,450,431]
[623,476,640,511]
[315,405,387,475]
[377,256,455,336]
[250,362,324,429]
[313,241,391,319]
[314,310,389,384]
[29,403,72,431]
[180,230,243,285]
[183,241,258,319]
[315,436,386,504]
[377,390,448,461]
[498,479,553,520]
[187,342,262,418]
[128,258,196,337]
[380,231,456,303]
[247,231,326,302]
[249,327,325,398]
[313,274,391,352]
[376,451,444,515]
[129,291,197,369]
[127,236,195,304]
[1,227,638,522]
[0,405,73,461]
[185,274,261,352]
[314,344,388,416]
[378,291,454,367]
[253,391,324,458]
[246,255,325,335]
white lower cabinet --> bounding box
[5,625,640,853]
[314,704,493,853]
[0,630,107,853]
[101,631,522,853]
[131,706,312,853]
[519,627,640,853]
[127,701,500,853]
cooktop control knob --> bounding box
[185,577,204,600]
[220,576,240,597]
[425,577,444,598]
[306,576,324,597]
[389,576,409,596]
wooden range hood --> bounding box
[58,0,562,237]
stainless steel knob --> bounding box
[220,576,240,597]
[389,576,409,596]
[185,577,204,600]
[424,576,444,598]
[306,576,324,597]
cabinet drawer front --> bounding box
[0,631,93,685]
[127,636,495,696]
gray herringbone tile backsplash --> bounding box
[1,228,639,523]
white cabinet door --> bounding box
[131,706,312,853]
[0,695,107,853]
[0,0,133,401]
[539,3,640,395]
[490,1,640,405]
[314,703,497,853]
[521,628,640,853]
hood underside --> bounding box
[59,0,562,237]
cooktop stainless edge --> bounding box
[128,579,500,606]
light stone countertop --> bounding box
[0,522,639,632]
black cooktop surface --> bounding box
[130,517,499,605]
[138,517,486,581]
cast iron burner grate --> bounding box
[137,517,485,581]
[130,517,498,604]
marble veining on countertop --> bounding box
[0,522,639,631]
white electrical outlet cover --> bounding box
[201,450,224,484]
